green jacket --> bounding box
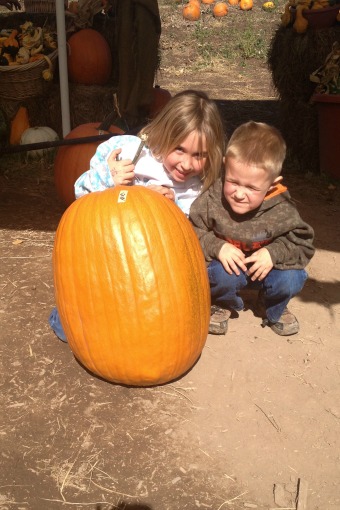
[189,179,315,270]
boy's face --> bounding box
[224,157,276,215]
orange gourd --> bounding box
[240,0,253,9]
[53,186,210,386]
[149,86,172,118]
[54,122,124,207]
[67,29,112,85]
[213,1,228,16]
[189,0,201,5]
[202,0,214,4]
[182,2,201,20]
[9,106,30,145]
[228,0,239,5]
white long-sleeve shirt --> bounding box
[74,135,202,217]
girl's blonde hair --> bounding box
[225,121,286,179]
[139,90,226,191]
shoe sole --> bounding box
[209,320,228,335]
[270,322,299,336]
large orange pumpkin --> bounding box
[67,29,112,85]
[54,123,124,207]
[53,186,210,386]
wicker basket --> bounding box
[24,0,56,13]
[0,50,58,101]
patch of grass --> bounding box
[159,0,286,70]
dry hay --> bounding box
[268,25,340,174]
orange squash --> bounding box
[189,0,201,5]
[9,106,30,145]
[53,186,210,386]
[202,0,214,4]
[213,1,228,16]
[67,29,112,85]
[240,0,253,9]
[54,122,124,207]
[228,0,239,5]
[182,2,201,20]
[149,86,172,118]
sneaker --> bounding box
[255,292,299,336]
[268,308,300,336]
[209,305,231,335]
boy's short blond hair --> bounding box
[225,121,286,179]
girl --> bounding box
[74,89,226,216]
[49,90,226,341]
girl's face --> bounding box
[224,157,275,215]
[163,131,208,183]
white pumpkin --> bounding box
[20,126,59,160]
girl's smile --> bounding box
[163,131,208,182]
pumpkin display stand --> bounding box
[313,93,340,180]
[53,186,210,387]
[0,11,121,137]
[268,25,340,174]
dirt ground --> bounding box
[1,2,340,509]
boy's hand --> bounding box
[218,243,247,275]
[147,185,175,201]
[244,248,273,281]
[108,148,135,186]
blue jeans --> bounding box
[207,260,308,323]
[49,307,67,342]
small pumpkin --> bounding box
[149,86,172,118]
[53,186,210,386]
[202,0,214,3]
[54,122,124,207]
[213,1,229,16]
[293,5,309,32]
[182,2,201,20]
[20,126,59,160]
[228,0,240,5]
[240,0,253,9]
[9,106,30,145]
[67,29,112,85]
[189,0,201,5]
[262,0,276,10]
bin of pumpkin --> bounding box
[0,21,58,101]
[53,185,210,387]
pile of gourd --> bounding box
[281,0,340,33]
[0,21,57,69]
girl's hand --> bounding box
[244,248,273,281]
[108,149,135,186]
[218,243,247,275]
[147,185,175,201]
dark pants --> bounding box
[207,260,308,323]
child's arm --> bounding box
[74,135,141,198]
[218,242,247,275]
[244,247,273,281]
[244,214,315,277]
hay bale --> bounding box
[268,25,340,174]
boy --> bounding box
[189,121,315,336]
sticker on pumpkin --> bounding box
[118,190,128,203]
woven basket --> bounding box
[24,0,56,12]
[0,50,58,101]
